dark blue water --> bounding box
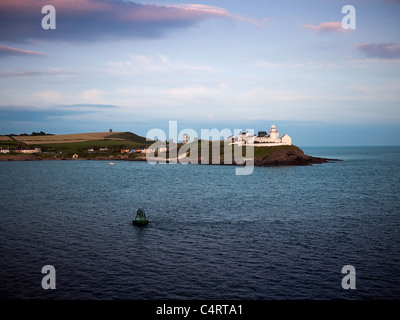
[0,147,399,299]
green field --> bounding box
[0,140,28,148]
[177,141,301,163]
[107,132,151,144]
[35,131,152,154]
[38,139,149,154]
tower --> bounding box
[269,125,279,142]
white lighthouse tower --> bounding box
[269,125,279,142]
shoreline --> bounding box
[0,153,341,166]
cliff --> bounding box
[252,145,338,166]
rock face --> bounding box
[253,147,338,166]
[0,154,41,161]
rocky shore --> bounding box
[0,154,42,161]
[0,145,339,166]
[0,154,147,162]
[253,147,339,166]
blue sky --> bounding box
[0,0,399,146]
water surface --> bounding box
[0,147,399,299]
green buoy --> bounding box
[133,207,149,226]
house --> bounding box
[121,149,130,154]
[14,149,36,154]
[141,148,156,154]
[281,134,292,145]
[99,147,109,152]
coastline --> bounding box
[0,151,340,166]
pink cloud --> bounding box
[171,4,266,27]
[303,22,347,35]
[356,43,400,59]
[0,44,46,56]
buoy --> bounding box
[133,207,149,226]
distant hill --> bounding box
[107,132,152,144]
[10,132,121,145]
[5,131,152,145]
[0,131,152,156]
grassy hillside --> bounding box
[12,132,122,145]
[107,132,152,144]
[0,131,151,157]
[180,141,302,164]
[0,140,28,148]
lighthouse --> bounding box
[269,125,279,142]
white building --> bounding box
[182,134,189,144]
[228,124,292,146]
[141,148,156,154]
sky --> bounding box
[0,0,399,146]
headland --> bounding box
[0,131,339,166]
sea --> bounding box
[0,146,399,300]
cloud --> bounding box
[107,54,215,75]
[171,4,266,27]
[303,22,347,35]
[162,85,223,101]
[80,89,105,103]
[0,44,46,56]
[254,58,400,70]
[33,90,63,104]
[0,69,75,77]
[346,82,400,102]
[57,104,118,109]
[255,60,323,69]
[0,0,259,43]
[356,43,400,59]
[254,60,280,68]
[0,104,119,131]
